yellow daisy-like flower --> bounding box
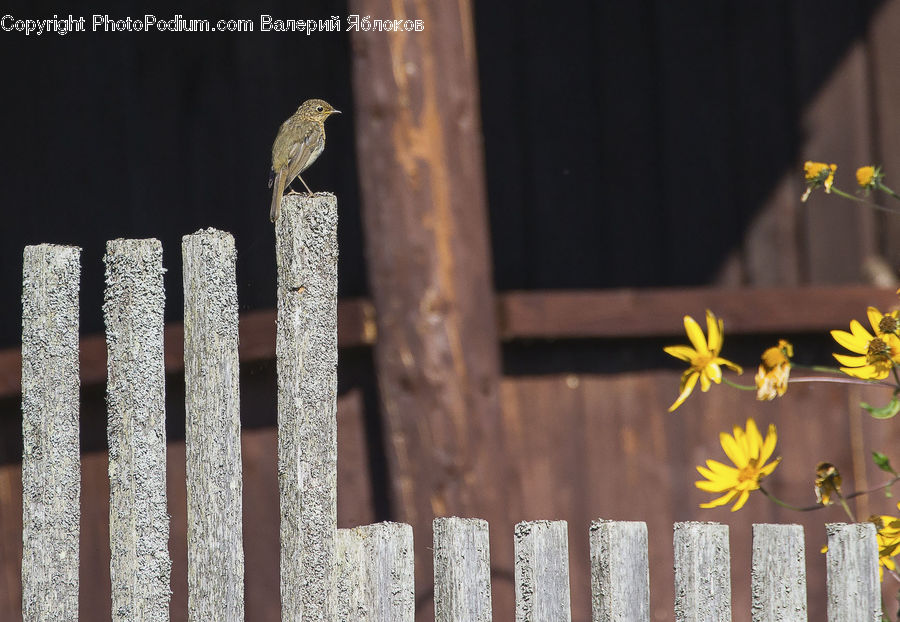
[695,418,781,511]
[831,306,900,379]
[801,161,837,201]
[755,339,793,401]
[869,512,900,581]
[664,310,743,412]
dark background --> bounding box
[0,1,884,350]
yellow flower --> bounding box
[869,513,900,580]
[814,462,842,506]
[831,307,900,379]
[857,165,879,190]
[755,339,793,401]
[801,161,837,201]
[695,418,781,511]
[664,310,743,411]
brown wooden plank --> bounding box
[0,298,374,399]
[794,3,876,284]
[348,1,519,619]
[870,0,900,274]
[497,286,900,339]
[3,287,900,399]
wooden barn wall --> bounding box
[1,370,897,621]
[476,0,900,290]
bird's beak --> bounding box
[331,109,342,115]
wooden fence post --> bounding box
[589,520,649,622]
[275,194,339,620]
[20,244,81,621]
[103,238,170,621]
[433,517,492,622]
[825,522,880,621]
[750,524,806,621]
[182,229,244,620]
[514,520,571,621]
[335,522,415,621]
[673,522,730,622]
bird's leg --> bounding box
[297,174,314,195]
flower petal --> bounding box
[831,329,867,354]
[664,345,698,362]
[669,371,699,412]
[684,315,710,356]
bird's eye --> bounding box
[316,106,324,112]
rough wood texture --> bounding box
[433,518,492,622]
[20,245,81,621]
[275,194,338,620]
[825,523,880,621]
[750,524,806,622]
[335,522,414,621]
[589,520,649,622]
[182,229,244,620]
[350,2,518,617]
[673,522,730,622]
[103,238,170,621]
[514,520,571,622]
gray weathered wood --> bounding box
[182,229,244,621]
[335,522,414,621]
[20,244,81,621]
[433,517,492,622]
[673,521,730,622]
[589,520,649,622]
[825,523,880,621]
[751,524,807,622]
[103,238,171,621]
[275,194,339,620]
[515,520,571,622]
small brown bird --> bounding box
[268,99,341,222]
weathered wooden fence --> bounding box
[17,195,882,621]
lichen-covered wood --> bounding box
[751,524,807,621]
[826,522,880,621]
[590,520,649,622]
[673,522,730,622]
[21,244,81,621]
[335,522,414,621]
[514,520,571,622]
[433,517,492,622]
[103,238,170,621]
[275,194,338,620]
[182,229,244,621]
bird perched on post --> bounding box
[268,98,341,222]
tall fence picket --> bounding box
[182,229,244,620]
[673,521,730,622]
[20,244,81,620]
[274,194,339,619]
[514,520,571,622]
[825,522,880,621]
[335,522,414,621]
[434,517,492,622]
[103,238,171,621]
[750,524,806,621]
[589,520,649,622]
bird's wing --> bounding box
[283,126,325,186]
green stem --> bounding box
[879,183,900,201]
[723,378,756,391]
[830,186,900,215]
[758,486,821,512]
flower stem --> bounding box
[788,375,897,389]
[758,486,821,512]
[830,186,900,215]
[723,378,756,391]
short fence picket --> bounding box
[15,196,885,621]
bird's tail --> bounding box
[270,169,286,222]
